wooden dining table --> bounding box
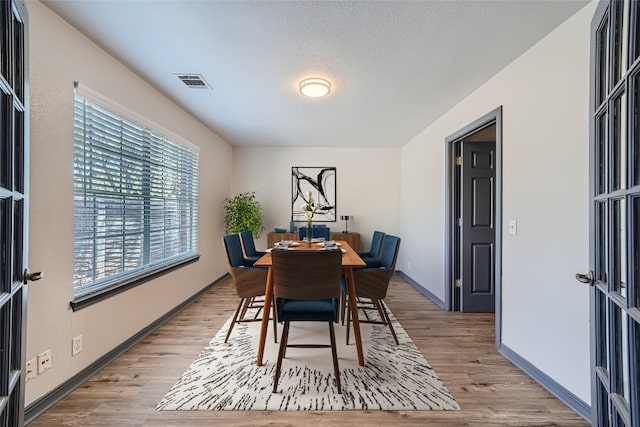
[253,240,367,367]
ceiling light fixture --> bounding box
[299,77,331,98]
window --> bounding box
[72,90,199,307]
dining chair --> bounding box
[343,235,401,345]
[357,230,385,267]
[222,233,277,344]
[298,226,330,240]
[239,229,267,261]
[271,249,343,393]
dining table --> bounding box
[253,240,367,367]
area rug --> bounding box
[156,306,459,411]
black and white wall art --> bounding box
[292,166,336,221]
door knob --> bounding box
[575,270,595,286]
[23,269,44,284]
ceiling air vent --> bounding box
[175,74,211,89]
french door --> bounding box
[589,1,640,425]
[0,0,28,425]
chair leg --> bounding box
[340,290,347,325]
[273,321,290,393]
[239,297,252,319]
[379,299,399,345]
[328,322,341,394]
[224,298,245,343]
[360,297,373,322]
[271,298,278,343]
[345,299,351,345]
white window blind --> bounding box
[73,94,199,298]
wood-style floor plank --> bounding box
[28,275,589,426]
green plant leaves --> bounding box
[223,191,265,238]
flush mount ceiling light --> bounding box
[299,77,331,98]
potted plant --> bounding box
[223,191,265,238]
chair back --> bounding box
[379,235,401,270]
[271,250,342,300]
[369,231,385,258]
[239,230,259,257]
[298,226,331,240]
[223,233,246,267]
[222,233,266,298]
[353,235,401,300]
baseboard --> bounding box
[396,271,447,309]
[499,343,591,422]
[24,274,228,425]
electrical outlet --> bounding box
[38,349,52,374]
[407,261,411,270]
[72,335,83,356]
[26,358,37,380]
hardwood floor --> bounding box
[28,275,589,426]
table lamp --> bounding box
[340,215,353,233]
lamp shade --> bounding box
[340,215,352,233]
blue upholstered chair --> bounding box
[271,249,343,393]
[239,229,266,261]
[222,234,276,343]
[343,235,401,345]
[357,230,385,267]
[298,226,330,240]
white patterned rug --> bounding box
[156,306,460,411]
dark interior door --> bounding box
[0,1,28,425]
[461,141,496,312]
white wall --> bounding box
[25,1,232,405]
[400,2,595,403]
[231,146,401,251]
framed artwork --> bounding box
[292,166,336,221]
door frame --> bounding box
[445,106,503,344]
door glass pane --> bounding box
[0,198,8,294]
[611,303,631,408]
[0,302,8,395]
[599,11,611,106]
[635,322,640,414]
[597,201,609,284]
[634,196,640,309]
[0,92,10,190]
[12,12,23,102]
[597,288,610,372]
[612,198,628,298]
[13,109,22,193]
[598,112,609,195]
[633,72,640,186]
[634,0,640,63]
[12,199,22,283]
[612,92,627,191]
[612,0,626,84]
[0,1,8,84]
[9,290,21,372]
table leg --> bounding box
[256,266,273,366]
[345,267,364,366]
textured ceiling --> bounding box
[42,0,589,148]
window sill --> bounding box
[69,254,200,311]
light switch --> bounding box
[508,220,517,235]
